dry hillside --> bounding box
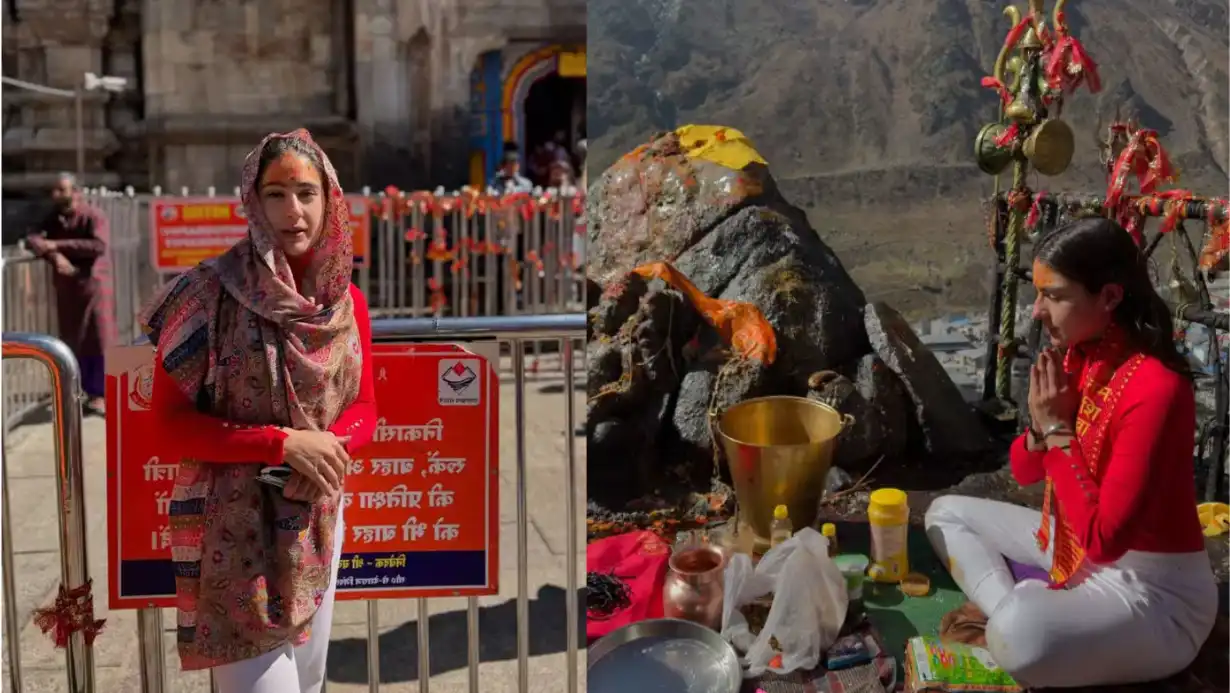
[588,0,1229,315]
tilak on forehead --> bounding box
[261,152,321,187]
[1032,259,1062,289]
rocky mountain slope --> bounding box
[588,0,1229,314]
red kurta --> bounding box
[1010,355,1205,564]
[150,283,378,462]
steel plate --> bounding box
[587,618,742,693]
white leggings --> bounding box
[925,495,1217,688]
[212,509,345,693]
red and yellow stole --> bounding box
[1034,337,1146,587]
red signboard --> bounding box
[106,343,499,609]
[149,196,373,274]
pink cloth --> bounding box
[586,532,670,643]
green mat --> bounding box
[828,521,966,669]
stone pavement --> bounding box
[1,353,586,693]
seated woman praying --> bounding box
[924,217,1216,689]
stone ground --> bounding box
[1,352,586,693]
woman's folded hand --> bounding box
[282,429,350,494]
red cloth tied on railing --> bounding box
[366,187,585,221]
[1026,191,1048,229]
[426,277,446,312]
[1199,219,1230,272]
[1105,128,1176,209]
[1144,189,1197,236]
[426,229,451,262]
[32,579,106,649]
[1045,10,1102,95]
[525,250,544,273]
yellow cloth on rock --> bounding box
[674,125,768,171]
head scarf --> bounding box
[139,129,361,669]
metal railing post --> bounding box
[511,338,531,692]
[1,332,94,693]
[137,608,165,693]
[562,336,579,692]
[365,314,584,693]
[367,601,380,692]
[3,445,23,692]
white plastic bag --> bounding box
[720,527,848,677]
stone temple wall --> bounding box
[2,0,584,194]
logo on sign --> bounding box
[160,206,178,222]
[438,359,481,406]
[128,363,154,411]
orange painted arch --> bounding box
[501,44,585,147]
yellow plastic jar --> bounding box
[867,488,909,583]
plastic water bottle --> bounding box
[769,504,793,548]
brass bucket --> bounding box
[715,396,854,547]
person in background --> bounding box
[547,160,576,190]
[924,217,1216,688]
[491,150,533,194]
[576,138,588,191]
[552,129,574,165]
[26,173,115,415]
[140,129,377,692]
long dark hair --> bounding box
[1034,216,1190,378]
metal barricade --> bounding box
[1,251,60,430]
[81,187,587,324]
[4,187,585,431]
[1,333,92,693]
[356,189,585,321]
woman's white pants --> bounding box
[924,495,1217,688]
[212,508,345,693]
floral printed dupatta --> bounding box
[139,130,362,670]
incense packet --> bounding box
[903,636,1022,693]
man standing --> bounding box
[491,150,534,194]
[26,173,115,415]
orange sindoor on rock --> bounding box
[630,260,778,365]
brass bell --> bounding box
[1024,118,1075,176]
[1005,98,1036,124]
[1020,26,1043,50]
[974,123,1014,175]
[1003,56,1026,91]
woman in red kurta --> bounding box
[141,130,376,693]
[925,217,1216,688]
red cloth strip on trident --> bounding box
[33,579,106,648]
[1046,5,1102,95]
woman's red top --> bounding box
[1009,354,1206,563]
[151,283,377,461]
